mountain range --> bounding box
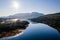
[7,12,44,19]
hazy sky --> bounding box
[0,0,60,17]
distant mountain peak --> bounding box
[32,12,39,13]
[7,12,44,19]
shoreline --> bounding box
[0,29,24,38]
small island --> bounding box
[0,19,29,38]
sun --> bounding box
[12,1,20,9]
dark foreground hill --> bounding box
[31,13,60,32]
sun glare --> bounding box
[12,1,20,9]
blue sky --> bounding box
[0,0,60,17]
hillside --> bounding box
[31,13,60,32]
[0,20,29,38]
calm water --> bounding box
[0,20,60,40]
